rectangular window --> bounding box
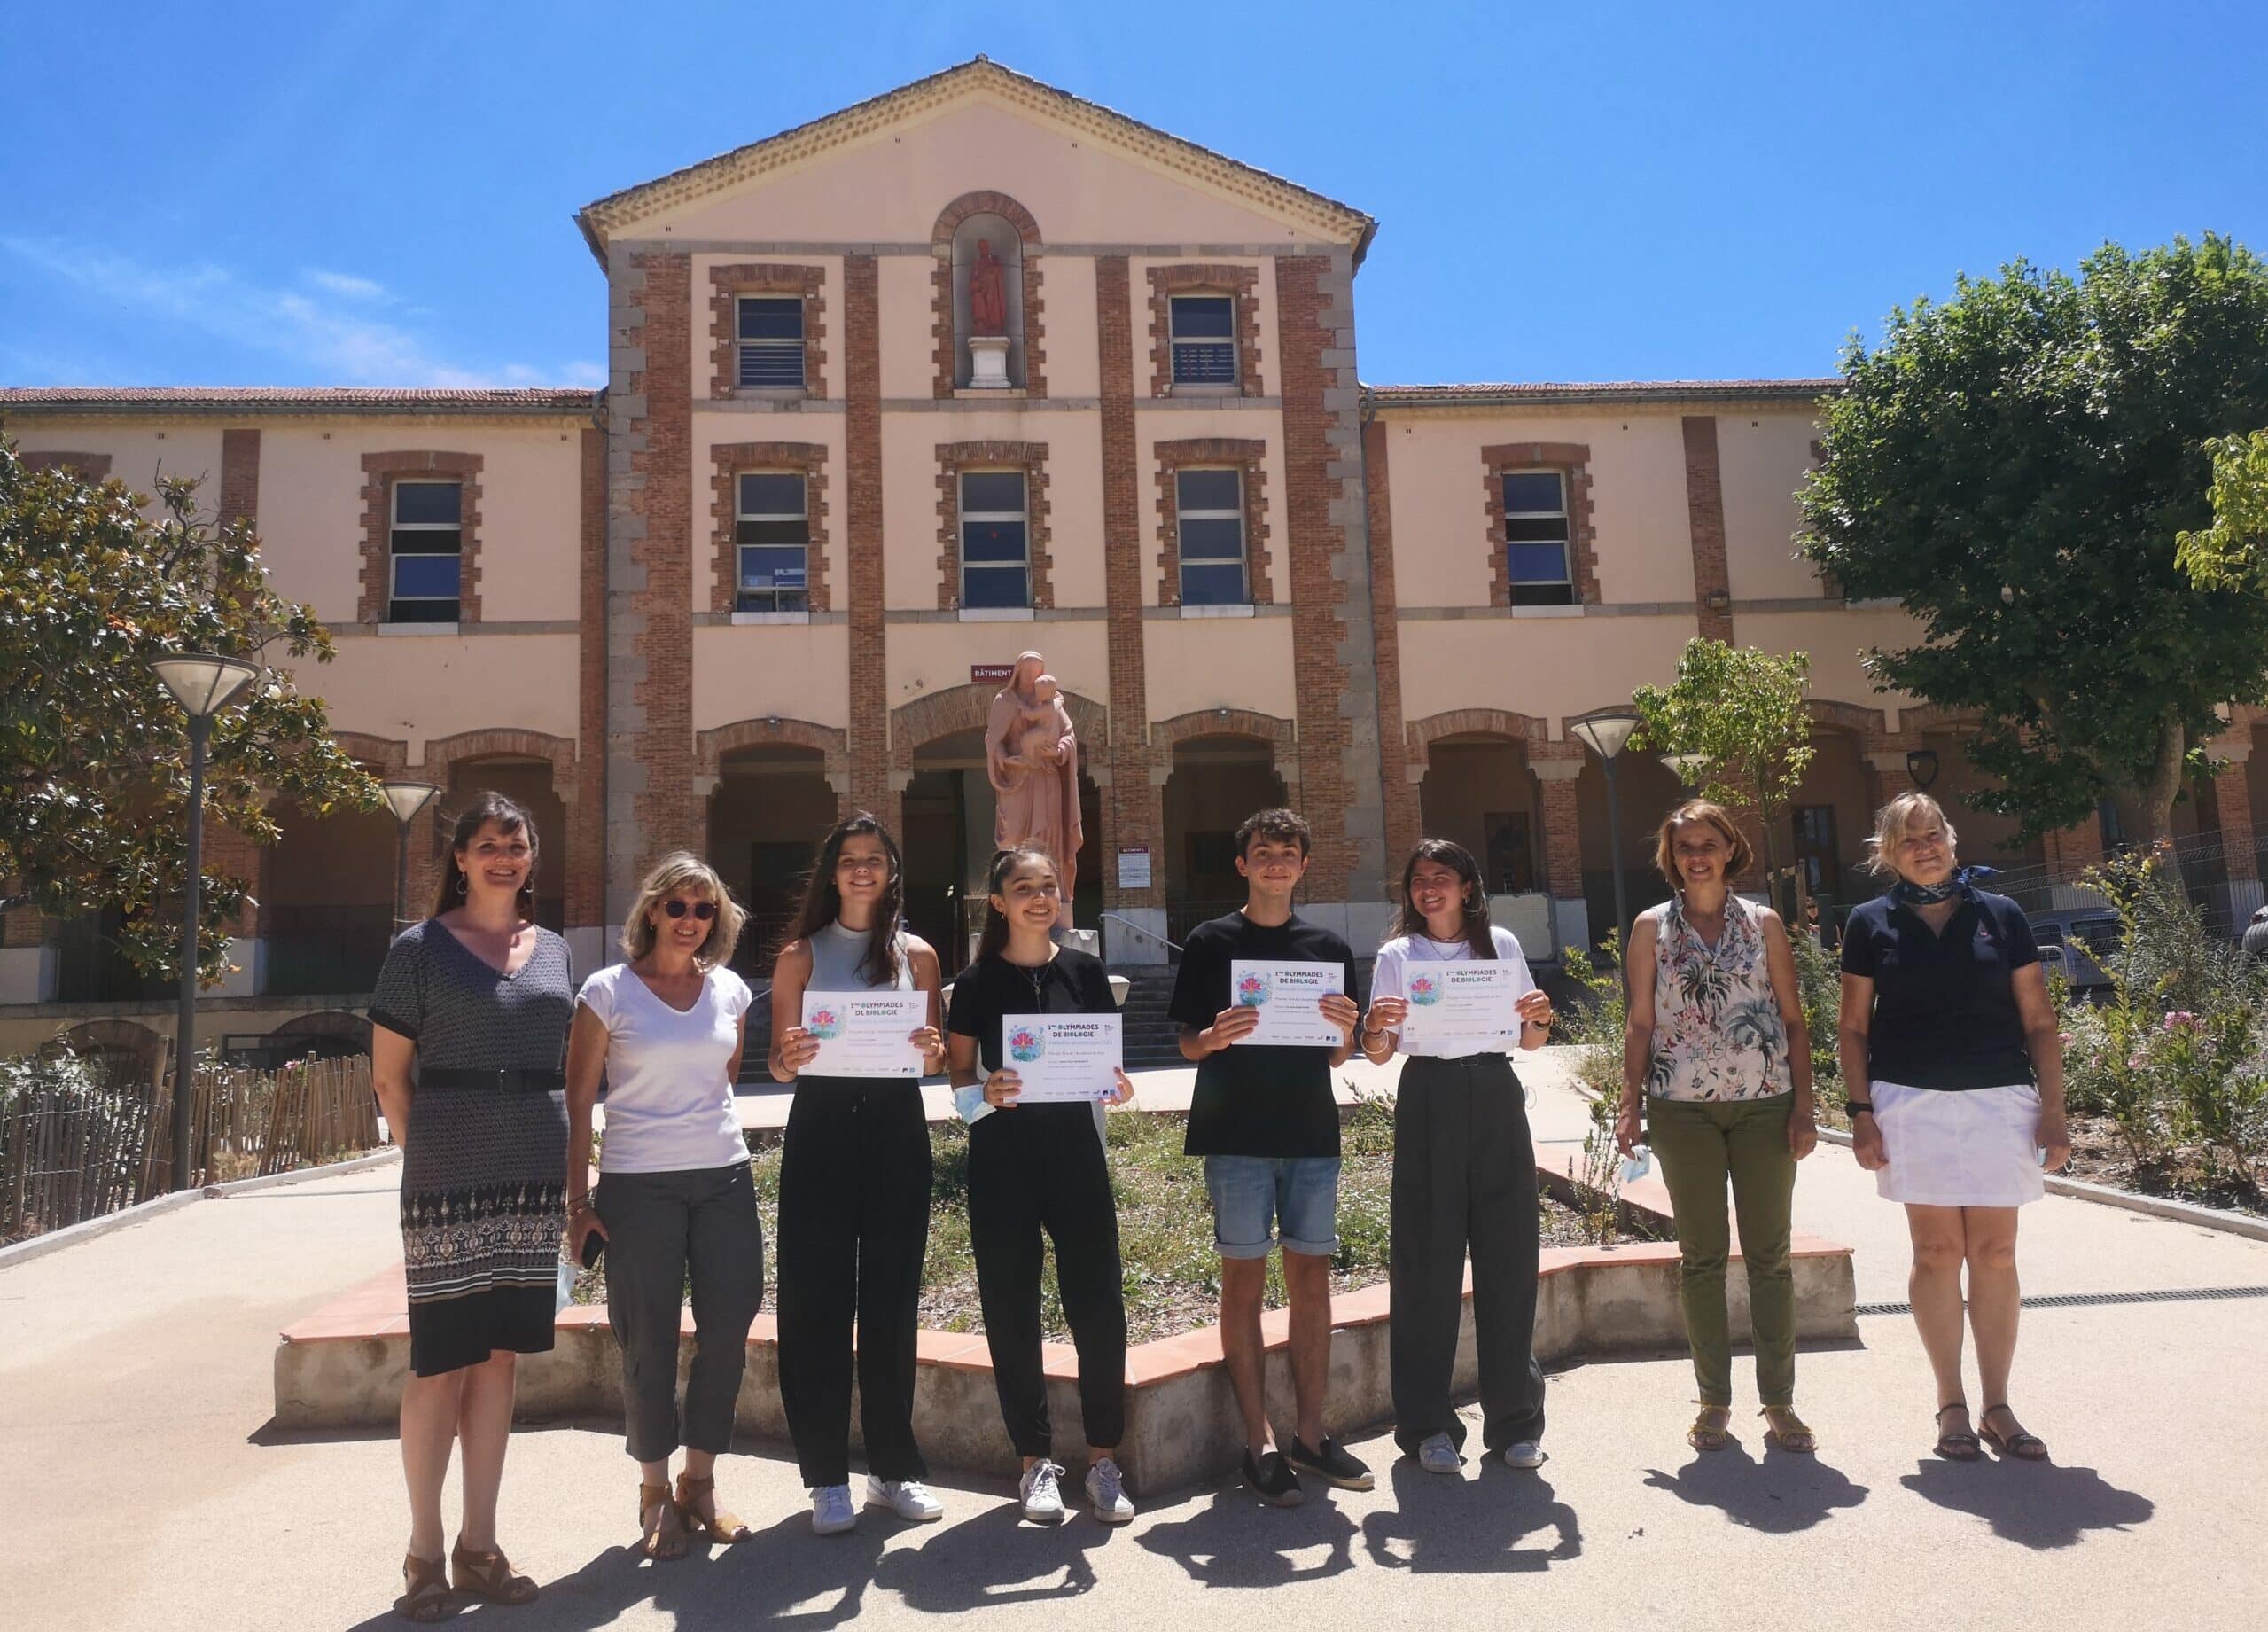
[387,480,461,623]
[959,469,1029,609]
[1791,802,1839,894]
[1175,467,1247,605]
[737,295,806,389]
[735,472,810,613]
[1502,471,1573,606]
[1169,294,1236,386]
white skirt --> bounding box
[1870,1079,2045,1207]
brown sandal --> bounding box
[640,1481,689,1560]
[450,1540,538,1606]
[1687,1405,1732,1452]
[675,1472,752,1543]
[1761,1406,1817,1453]
[1979,1404,2049,1462]
[398,1551,450,1622]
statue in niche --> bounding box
[986,651,1083,916]
[968,238,1009,336]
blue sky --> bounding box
[4,0,2262,389]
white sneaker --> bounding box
[1084,1456,1135,1524]
[1503,1440,1547,1470]
[1019,1459,1067,1524]
[811,1484,857,1535]
[1418,1433,1461,1474]
[865,1475,945,1522]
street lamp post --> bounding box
[150,653,258,1194]
[1571,709,1643,941]
[1661,751,1708,798]
[379,781,443,933]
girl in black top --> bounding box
[946,844,1137,1527]
[1836,792,2069,1464]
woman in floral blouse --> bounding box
[1617,800,1818,1453]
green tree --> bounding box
[1632,637,1814,912]
[2176,428,2268,593]
[0,435,378,984]
[1801,235,2268,846]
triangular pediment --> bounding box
[575,58,1375,260]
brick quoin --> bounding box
[706,262,828,402]
[708,441,830,615]
[572,426,607,930]
[1095,255,1160,910]
[356,450,485,625]
[1363,418,1417,870]
[1682,415,1734,643]
[217,428,260,530]
[1482,442,1599,608]
[1273,253,1386,902]
[625,253,698,878]
[843,254,895,832]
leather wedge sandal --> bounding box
[398,1551,450,1623]
[450,1540,538,1606]
[676,1472,753,1543]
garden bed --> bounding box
[575,1094,1607,1344]
[2059,1116,2268,1217]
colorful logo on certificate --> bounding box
[1407,975,1441,1006]
[807,1008,842,1039]
[1235,972,1271,1007]
[1008,1027,1046,1063]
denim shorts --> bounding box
[1203,1155,1342,1259]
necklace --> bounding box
[1023,960,1048,1008]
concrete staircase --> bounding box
[1115,970,1186,1070]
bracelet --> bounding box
[567,1196,596,1216]
[1360,1023,1389,1041]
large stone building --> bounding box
[5,59,2263,1059]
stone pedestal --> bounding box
[967,334,1012,388]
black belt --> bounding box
[419,1067,565,1092]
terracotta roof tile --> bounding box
[1365,378,1842,406]
[0,387,600,418]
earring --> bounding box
[455,870,469,897]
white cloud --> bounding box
[3,238,595,388]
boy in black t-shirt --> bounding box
[1167,808,1369,1503]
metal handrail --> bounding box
[1097,911,1183,956]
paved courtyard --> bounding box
[4,1057,2264,1630]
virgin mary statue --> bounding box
[984,651,1083,913]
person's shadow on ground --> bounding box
[1900,1456,2155,1550]
[1359,1455,1581,1572]
[1134,1481,1360,1589]
[1641,1432,1871,1533]
[870,1494,1113,1609]
[340,1511,893,1631]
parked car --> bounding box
[2030,909,2119,995]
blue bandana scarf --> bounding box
[1891,872,1968,906]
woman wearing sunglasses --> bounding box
[565,853,762,1559]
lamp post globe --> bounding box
[1570,709,1643,941]
[148,654,258,1194]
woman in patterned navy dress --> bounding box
[370,793,573,1620]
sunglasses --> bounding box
[662,900,718,921]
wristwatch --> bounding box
[1845,1100,1874,1117]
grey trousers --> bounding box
[594,1162,765,1463]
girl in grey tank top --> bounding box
[806,919,916,992]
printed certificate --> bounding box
[1397,963,1521,1057]
[999,1013,1123,1102]
[1228,959,1348,1048]
[800,990,927,1078]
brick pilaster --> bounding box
[1274,252,1387,903]
[1533,757,1586,902]
[1097,255,1161,910]
[216,428,260,531]
[2210,743,2258,882]
[571,426,607,933]
[843,253,895,832]
[604,248,698,925]
[1682,415,1734,644]
[1363,417,1417,871]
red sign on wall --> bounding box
[970,664,1016,684]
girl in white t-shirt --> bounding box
[1360,839,1555,1476]
[565,854,760,1561]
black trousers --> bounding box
[596,1162,765,1463]
[1391,1051,1547,1453]
[968,1104,1127,1458]
[775,1076,932,1487]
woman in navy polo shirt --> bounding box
[1836,792,2070,1463]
